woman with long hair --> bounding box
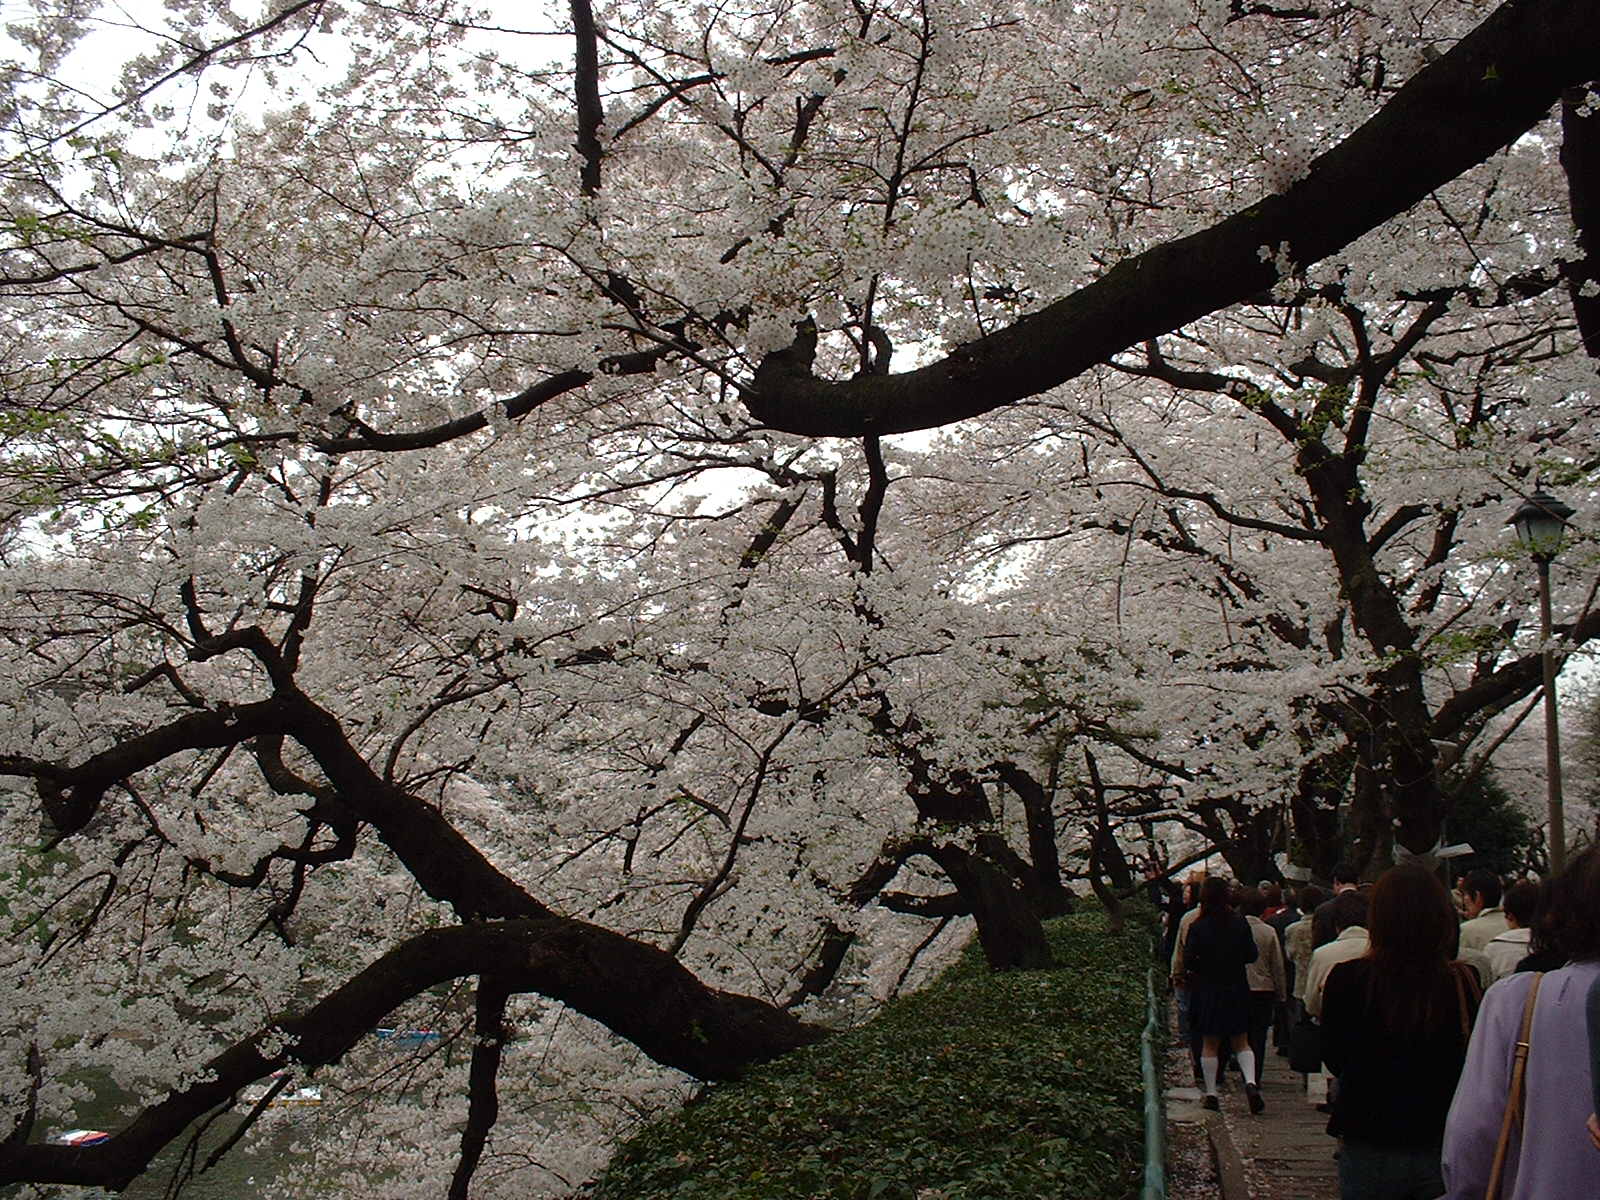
[1320,864,1481,1199]
[1182,876,1261,1112]
[1443,845,1600,1197]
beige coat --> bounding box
[1304,925,1369,1019]
[1285,916,1316,1002]
[1169,906,1199,984]
[1246,915,1287,999]
[1457,907,1509,954]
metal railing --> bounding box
[1140,964,1168,1200]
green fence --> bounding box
[1140,963,1168,1200]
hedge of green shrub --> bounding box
[594,908,1156,1200]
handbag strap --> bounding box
[1486,972,1543,1200]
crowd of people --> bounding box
[1163,846,1600,1200]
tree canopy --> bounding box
[0,0,1596,1194]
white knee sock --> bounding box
[1237,1048,1258,1085]
[1201,1054,1219,1095]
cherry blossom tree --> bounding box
[1,0,1597,1193]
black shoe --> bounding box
[1201,1094,1220,1111]
[1246,1083,1265,1115]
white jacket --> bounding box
[1481,926,1531,982]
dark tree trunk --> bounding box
[1189,798,1281,886]
[1213,808,1282,887]
[927,838,1053,970]
[1291,743,1350,881]
[1369,668,1444,862]
[1084,810,1125,934]
[1075,750,1137,911]
[1296,428,1444,861]
[996,762,1074,917]
[1090,821,1137,892]
[449,980,511,1200]
[1344,754,1389,880]
[904,773,1055,969]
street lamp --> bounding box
[1509,490,1576,873]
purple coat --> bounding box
[1441,959,1600,1199]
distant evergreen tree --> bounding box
[1442,771,1538,880]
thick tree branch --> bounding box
[1561,83,1600,357]
[0,920,824,1190]
[310,336,688,454]
[1432,605,1600,741]
[878,890,971,917]
[2,699,297,837]
[278,690,554,922]
[1,1046,41,1150]
[571,0,605,195]
[744,0,1600,435]
[313,369,593,453]
[1367,503,1431,555]
[783,837,924,1007]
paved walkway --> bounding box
[1166,1032,1339,1200]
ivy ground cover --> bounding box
[595,910,1154,1200]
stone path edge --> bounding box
[1207,1108,1253,1200]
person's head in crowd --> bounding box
[1502,879,1540,930]
[1364,863,1459,1031]
[1331,862,1361,893]
[1199,875,1235,917]
[1298,884,1328,913]
[1459,867,1502,918]
[1261,882,1282,909]
[1536,846,1600,962]
[1239,887,1267,918]
[1369,865,1457,960]
[1330,888,1369,934]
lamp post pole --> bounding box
[1536,554,1566,874]
[1510,491,1575,875]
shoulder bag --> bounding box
[1288,1010,1321,1074]
[1485,972,1543,1200]
[1451,960,1483,1038]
